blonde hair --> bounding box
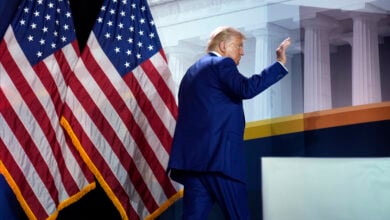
[206,26,246,52]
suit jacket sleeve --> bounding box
[215,57,288,99]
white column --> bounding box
[303,16,335,112]
[243,26,291,122]
[166,49,186,86]
[165,42,203,86]
[351,13,382,105]
[251,29,273,121]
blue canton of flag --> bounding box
[94,0,161,76]
[12,0,77,65]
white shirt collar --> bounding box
[210,51,222,57]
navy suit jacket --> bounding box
[168,53,288,183]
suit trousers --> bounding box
[181,172,250,220]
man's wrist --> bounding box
[277,61,288,71]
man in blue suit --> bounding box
[168,26,291,219]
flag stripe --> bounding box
[0,138,47,219]
[63,128,95,187]
[125,62,173,153]
[0,92,54,217]
[62,1,182,218]
[64,62,161,215]
[4,26,93,191]
[0,1,95,218]
[122,69,172,156]
[0,54,61,205]
[89,33,175,188]
[62,104,141,219]
[65,41,178,216]
[84,40,177,196]
[145,51,177,131]
[1,37,84,198]
[122,70,177,194]
[88,33,172,169]
[32,60,63,116]
[70,57,160,213]
[140,51,177,120]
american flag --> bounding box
[0,0,95,219]
[61,0,182,219]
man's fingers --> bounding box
[276,37,291,65]
[280,37,291,50]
